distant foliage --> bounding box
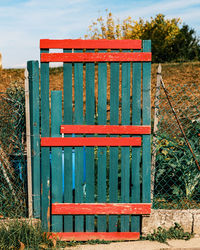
[85,12,200,62]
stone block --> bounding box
[142,209,193,235]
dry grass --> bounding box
[1,62,199,92]
[1,62,199,119]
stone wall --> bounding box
[142,209,200,236]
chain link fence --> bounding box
[152,77,200,209]
[0,67,199,220]
[0,83,27,218]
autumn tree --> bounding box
[85,12,200,62]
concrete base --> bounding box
[142,209,200,236]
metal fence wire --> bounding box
[0,69,200,219]
[0,85,27,218]
[151,78,200,209]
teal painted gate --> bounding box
[28,39,151,241]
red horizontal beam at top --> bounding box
[52,203,151,215]
[50,232,140,241]
[40,52,151,62]
[40,39,142,49]
[41,137,141,147]
[60,125,151,134]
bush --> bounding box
[86,12,200,63]
[154,119,200,202]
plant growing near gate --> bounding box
[154,119,200,202]
[141,222,193,243]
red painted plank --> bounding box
[60,125,151,134]
[41,137,141,147]
[52,203,151,215]
[40,52,152,62]
[50,232,140,241]
[40,39,142,49]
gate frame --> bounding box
[28,39,152,241]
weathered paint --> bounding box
[63,49,73,232]
[74,49,84,232]
[41,52,151,62]
[109,51,119,232]
[51,91,63,232]
[97,51,107,232]
[40,48,50,231]
[40,39,142,49]
[85,49,95,232]
[52,203,151,215]
[60,125,151,134]
[41,137,142,147]
[50,232,140,241]
[37,39,152,239]
[27,61,40,218]
[142,40,151,204]
[121,49,131,232]
[131,48,142,232]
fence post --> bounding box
[27,61,40,218]
[151,64,161,201]
[25,68,32,218]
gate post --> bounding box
[27,61,40,218]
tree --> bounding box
[85,12,200,62]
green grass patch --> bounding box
[141,222,193,243]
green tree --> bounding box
[172,25,200,62]
[85,12,200,62]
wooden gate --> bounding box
[28,39,152,241]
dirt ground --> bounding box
[64,237,200,250]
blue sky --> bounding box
[0,0,200,68]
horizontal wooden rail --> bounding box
[52,203,151,215]
[40,52,151,62]
[50,232,140,241]
[40,39,142,49]
[60,125,151,134]
[41,137,141,147]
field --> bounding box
[1,62,200,94]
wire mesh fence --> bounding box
[152,77,200,209]
[0,66,200,220]
[0,83,27,218]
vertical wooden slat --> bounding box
[131,50,142,232]
[142,40,151,204]
[121,51,131,232]
[27,61,40,218]
[97,55,107,232]
[40,49,50,231]
[63,49,73,232]
[74,49,84,232]
[51,91,63,232]
[109,56,119,232]
[85,50,95,232]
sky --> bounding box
[0,0,200,68]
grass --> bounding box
[0,219,113,249]
[1,62,200,92]
[0,219,55,249]
[0,219,193,248]
[141,222,193,243]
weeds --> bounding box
[0,220,56,249]
[0,219,112,249]
[141,222,193,243]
